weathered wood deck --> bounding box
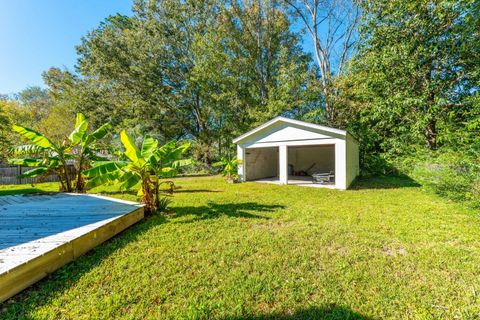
[0,193,144,303]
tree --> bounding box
[74,0,314,164]
[211,0,315,132]
[69,114,112,192]
[284,0,360,126]
[0,103,11,162]
[0,99,36,162]
[346,0,480,152]
[10,126,76,192]
[83,131,191,214]
[15,86,52,123]
[43,67,125,132]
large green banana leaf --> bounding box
[12,125,55,149]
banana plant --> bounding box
[83,130,191,214]
[69,114,112,192]
[9,113,111,192]
[213,156,243,183]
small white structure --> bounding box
[233,117,359,190]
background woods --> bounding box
[1,0,479,204]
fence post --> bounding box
[17,165,21,185]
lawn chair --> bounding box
[312,171,334,184]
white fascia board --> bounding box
[233,116,347,144]
[244,138,340,149]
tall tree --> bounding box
[15,86,52,123]
[77,1,220,162]
[195,0,314,140]
[346,0,479,152]
[284,0,359,125]
[74,0,313,163]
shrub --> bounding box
[393,149,480,207]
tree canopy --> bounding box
[2,0,479,205]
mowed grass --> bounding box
[1,176,480,319]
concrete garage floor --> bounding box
[253,176,336,189]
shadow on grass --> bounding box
[174,189,222,193]
[1,200,283,315]
[171,201,285,223]
[351,175,420,190]
[0,214,167,316]
[223,305,372,320]
[0,187,45,196]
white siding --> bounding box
[346,135,360,188]
[279,145,288,184]
[245,147,278,180]
[240,122,343,149]
[254,124,330,143]
[334,140,347,189]
[237,145,245,182]
[235,118,359,190]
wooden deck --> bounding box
[0,193,144,303]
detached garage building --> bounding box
[233,117,359,190]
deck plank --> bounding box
[0,193,144,302]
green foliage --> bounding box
[157,196,172,212]
[73,0,314,164]
[345,0,479,154]
[213,156,243,182]
[2,0,479,211]
[83,130,191,214]
[335,0,480,206]
[9,113,111,192]
[393,149,480,207]
[0,102,12,162]
[10,124,74,191]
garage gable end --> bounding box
[233,116,346,146]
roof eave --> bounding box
[233,116,347,144]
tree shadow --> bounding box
[174,189,222,193]
[351,175,420,190]
[223,305,373,320]
[0,214,167,316]
[0,188,44,196]
[1,201,284,313]
[171,201,285,223]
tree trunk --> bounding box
[61,160,72,192]
[142,180,155,214]
[323,85,334,125]
[75,155,86,193]
[425,118,437,150]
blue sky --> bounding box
[0,1,313,95]
[0,0,132,95]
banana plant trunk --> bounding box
[142,180,155,214]
[75,155,86,193]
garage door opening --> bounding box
[288,145,335,186]
[245,147,279,181]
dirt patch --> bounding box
[382,245,408,257]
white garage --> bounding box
[233,117,359,190]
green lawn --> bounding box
[1,176,480,319]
